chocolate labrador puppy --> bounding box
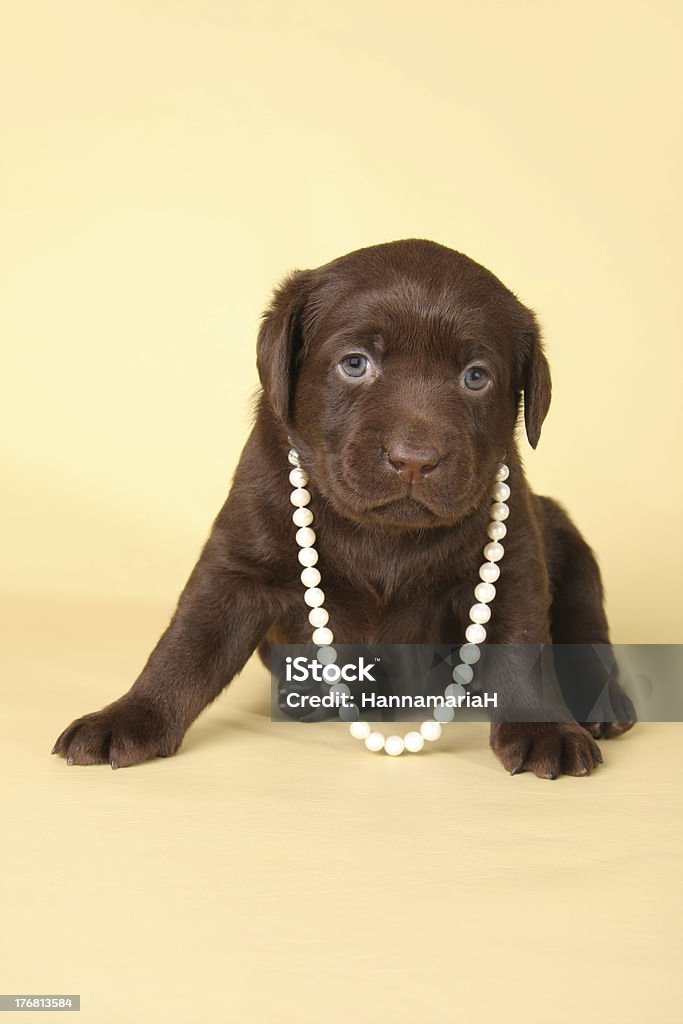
[53,239,635,776]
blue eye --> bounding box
[463,366,489,391]
[340,354,369,378]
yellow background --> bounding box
[1,2,681,1022]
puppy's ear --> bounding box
[521,310,552,449]
[256,269,315,423]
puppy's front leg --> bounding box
[485,643,604,779]
[52,534,280,768]
[479,554,603,780]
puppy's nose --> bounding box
[385,442,441,485]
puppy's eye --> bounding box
[463,366,490,391]
[340,353,370,378]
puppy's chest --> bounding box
[281,529,484,643]
[312,569,468,644]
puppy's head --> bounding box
[257,239,550,529]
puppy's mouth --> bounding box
[337,483,473,529]
[368,493,442,524]
[312,450,487,529]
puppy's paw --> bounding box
[490,722,603,780]
[51,695,182,769]
[581,720,635,739]
[581,683,637,738]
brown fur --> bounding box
[52,239,635,776]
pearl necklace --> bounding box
[287,441,510,756]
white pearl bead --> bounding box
[491,481,510,502]
[469,602,491,624]
[292,506,313,528]
[404,731,425,753]
[290,487,311,507]
[434,705,455,722]
[466,622,487,644]
[459,643,481,664]
[303,587,325,607]
[487,520,507,541]
[495,464,509,481]
[289,467,308,488]
[479,561,500,583]
[308,606,328,627]
[365,731,385,752]
[483,541,504,562]
[350,721,371,740]
[312,626,334,646]
[288,449,300,466]
[317,646,337,665]
[474,581,496,603]
[300,566,321,588]
[298,547,318,567]
[420,721,442,742]
[384,735,405,756]
[452,662,474,685]
[295,526,316,548]
[490,502,509,521]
